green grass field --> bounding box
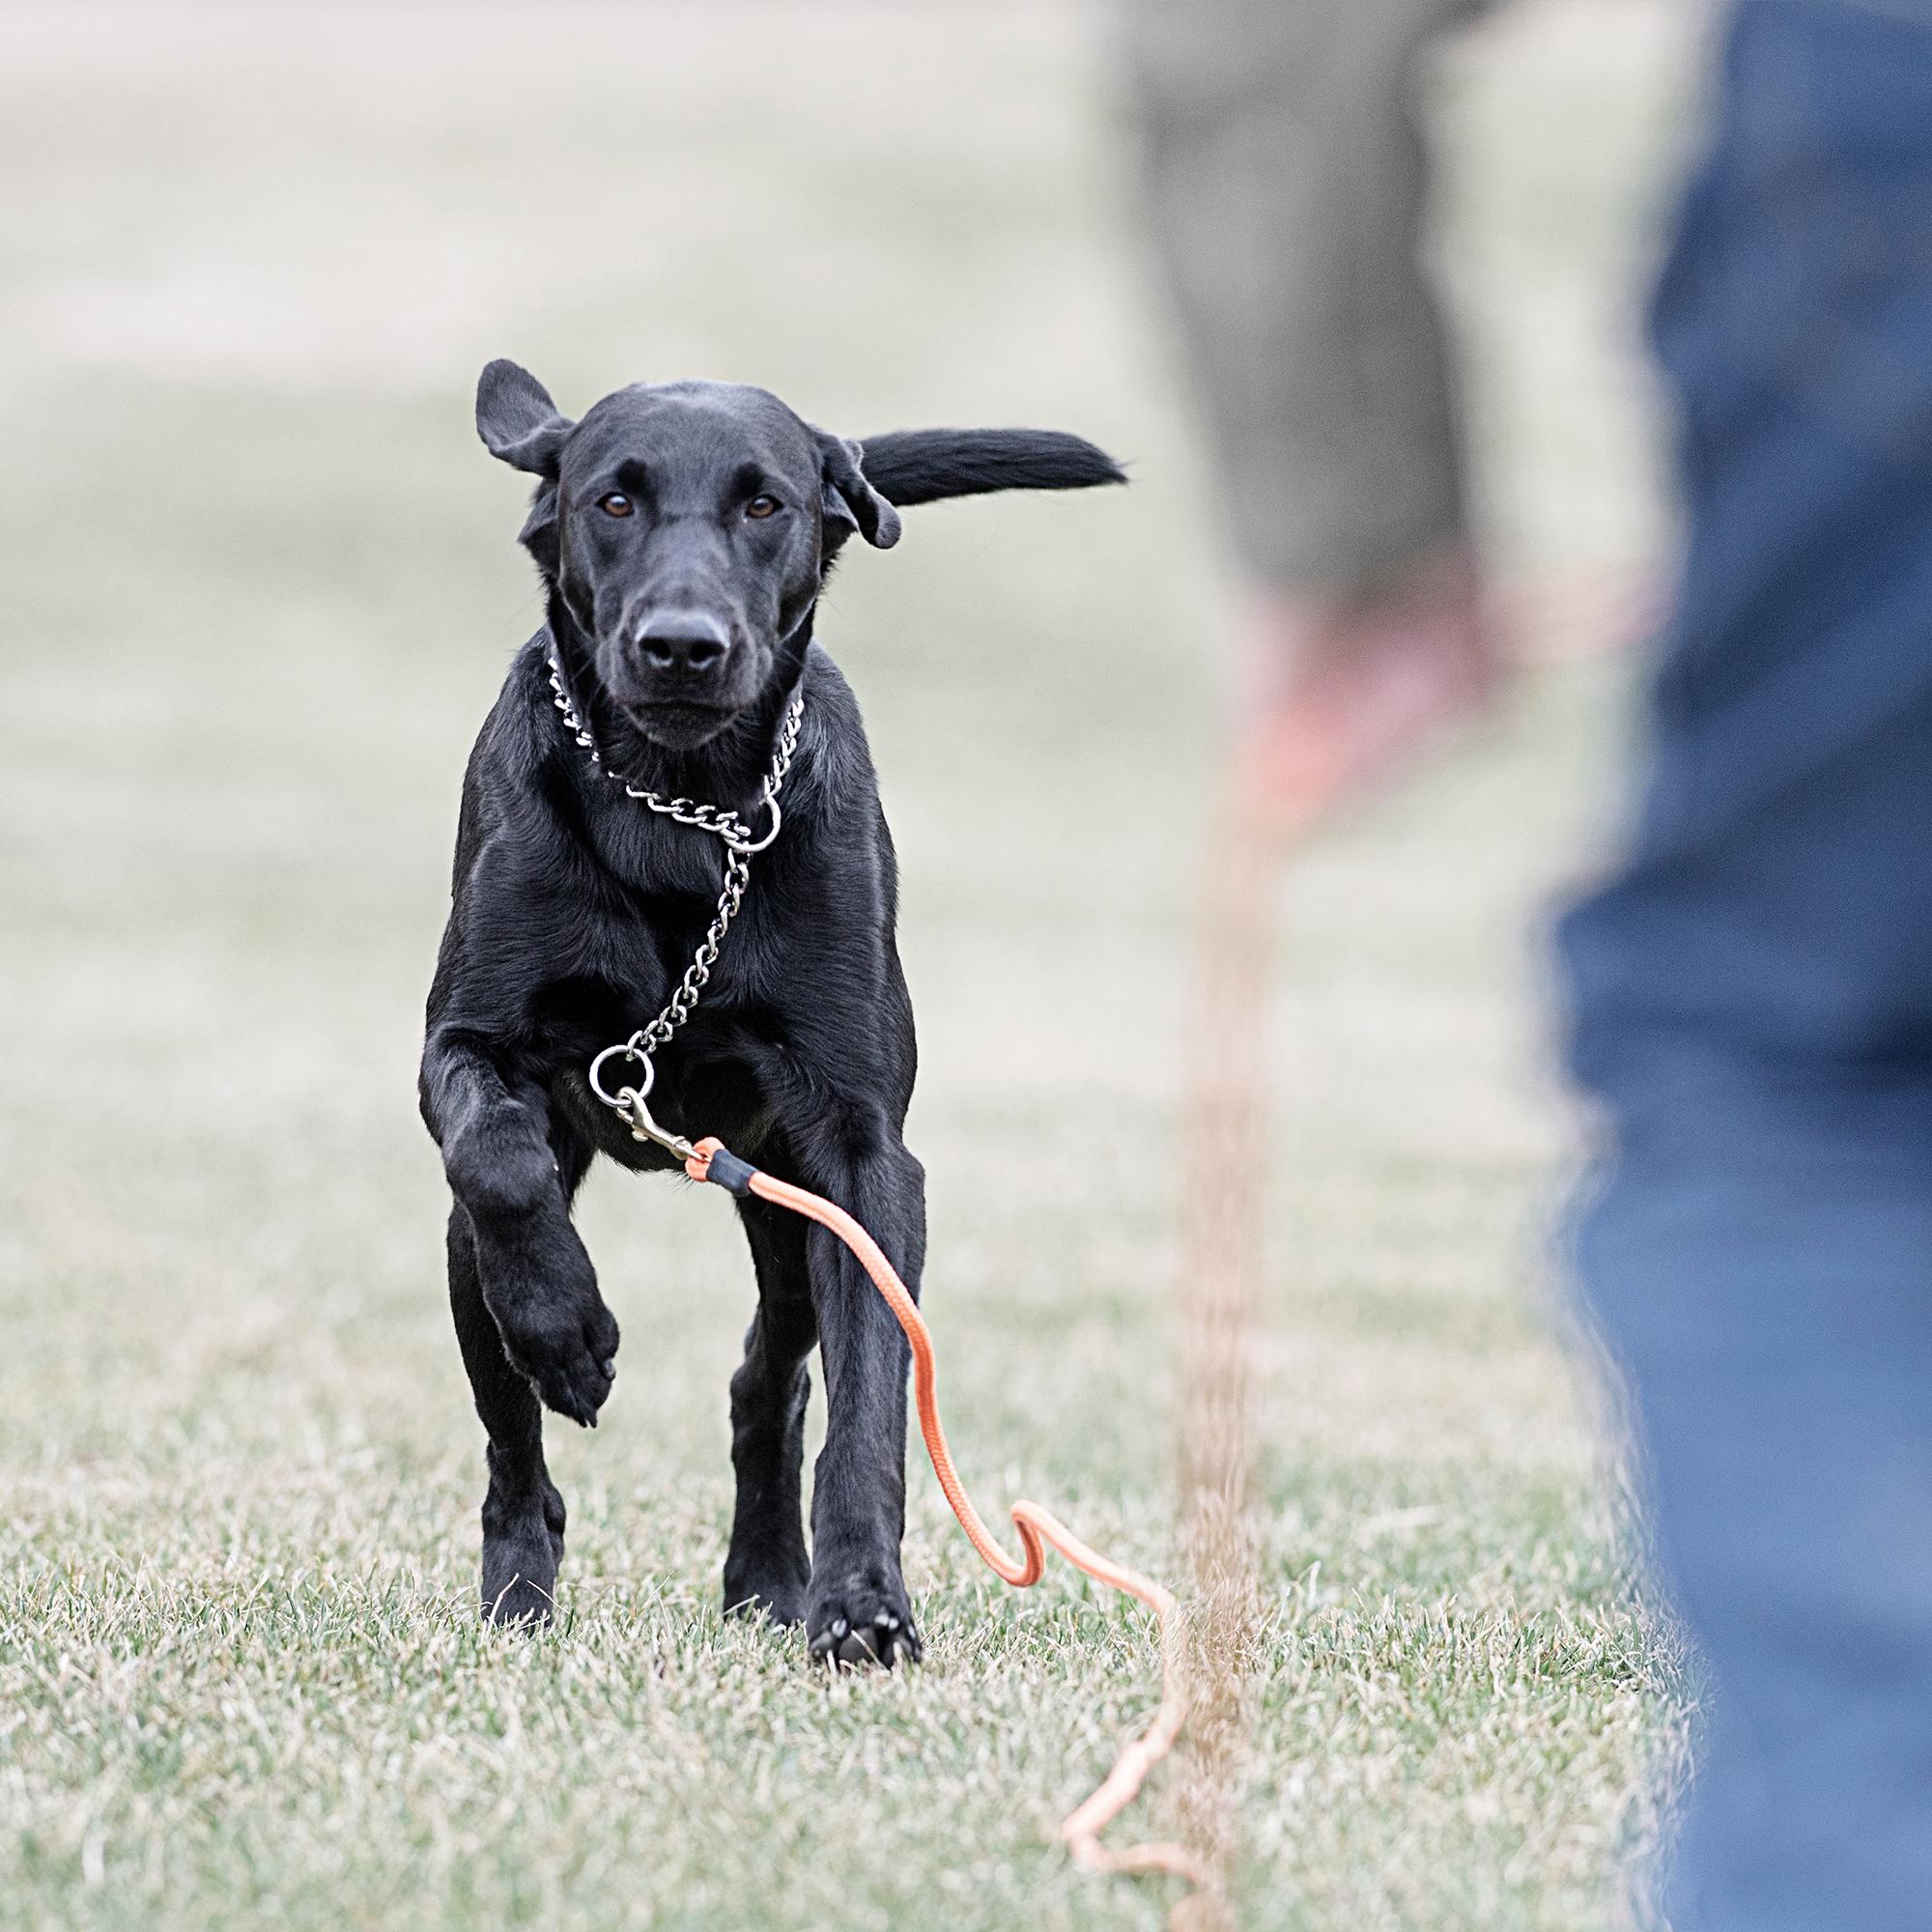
[0,5,1701,1926]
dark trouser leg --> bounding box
[1575,1119,1932,1931]
[724,1199,817,1625]
[1561,8,1932,1924]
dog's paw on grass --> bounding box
[807,1564,922,1668]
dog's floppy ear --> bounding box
[812,428,902,554]
[476,358,574,476]
[849,428,1126,506]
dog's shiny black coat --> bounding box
[420,362,1122,1662]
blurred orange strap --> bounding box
[683,1136,1209,1896]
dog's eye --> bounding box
[599,493,634,518]
[745,495,781,521]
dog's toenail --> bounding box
[832,1617,849,1638]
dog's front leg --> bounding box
[724,1199,817,1628]
[424,1042,618,1623]
[447,1205,568,1624]
[792,1122,927,1667]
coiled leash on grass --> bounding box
[681,1135,1208,1890]
[561,668,1207,1902]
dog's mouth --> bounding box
[623,697,741,749]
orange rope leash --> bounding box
[682,1139,1209,1893]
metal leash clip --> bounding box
[621,1089,698,1164]
[587,1042,697,1163]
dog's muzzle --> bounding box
[631,606,733,679]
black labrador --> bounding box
[420,361,1122,1663]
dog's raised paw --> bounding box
[498,1295,619,1428]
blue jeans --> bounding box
[1559,4,1932,1926]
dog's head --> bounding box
[477,360,900,751]
[478,359,1126,753]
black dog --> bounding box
[420,361,1122,1663]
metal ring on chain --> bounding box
[721,792,782,856]
[588,1040,655,1108]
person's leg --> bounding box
[1561,6,1932,1925]
[1122,0,1490,595]
[1122,0,1502,828]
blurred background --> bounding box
[0,4,1705,1927]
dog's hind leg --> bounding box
[724,1199,816,1628]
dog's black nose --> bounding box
[635,610,731,675]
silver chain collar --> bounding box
[544,649,802,858]
[545,641,805,1155]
